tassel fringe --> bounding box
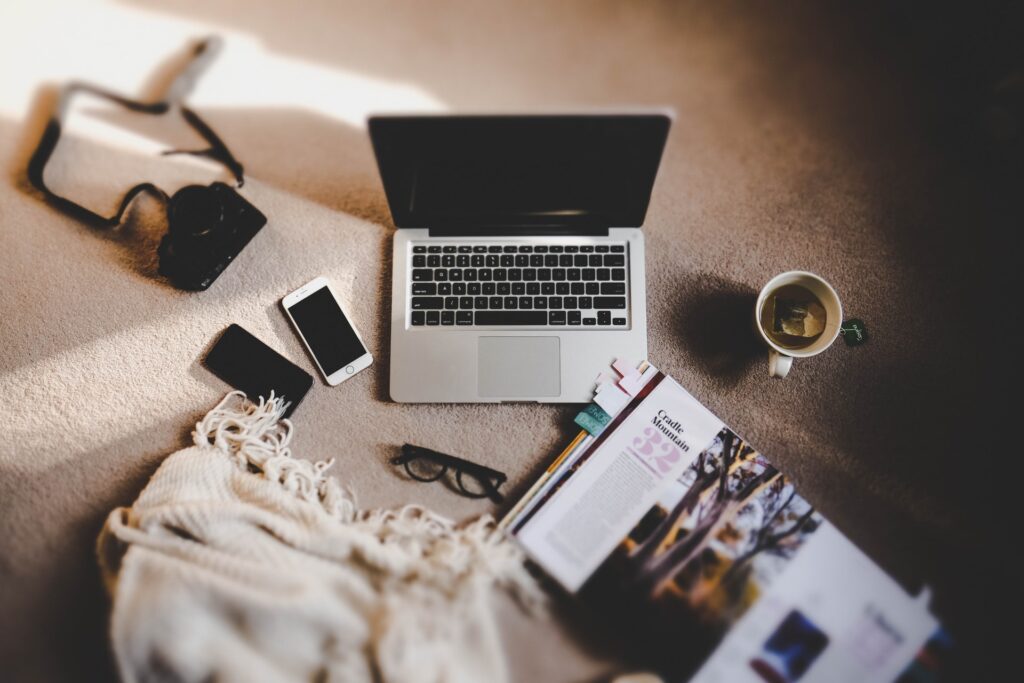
[194,391,357,521]
[193,391,543,609]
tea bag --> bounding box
[772,295,826,339]
[841,318,868,346]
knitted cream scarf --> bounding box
[97,392,538,683]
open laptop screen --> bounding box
[368,114,671,231]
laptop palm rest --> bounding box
[478,337,560,398]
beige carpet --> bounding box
[0,1,1010,680]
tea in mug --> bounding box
[760,284,827,348]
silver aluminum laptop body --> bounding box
[370,114,671,403]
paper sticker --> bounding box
[575,403,611,435]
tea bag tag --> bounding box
[840,318,868,346]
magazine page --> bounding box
[504,363,661,534]
[689,522,937,683]
[515,372,725,592]
[577,425,937,681]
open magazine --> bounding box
[503,360,951,683]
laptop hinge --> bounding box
[428,224,610,238]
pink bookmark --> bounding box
[611,358,638,379]
[619,365,656,396]
[594,383,630,415]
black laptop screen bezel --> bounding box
[367,114,672,232]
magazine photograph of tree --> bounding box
[581,427,822,678]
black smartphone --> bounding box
[204,324,313,418]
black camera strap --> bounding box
[26,37,246,229]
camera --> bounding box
[157,182,267,291]
[27,40,269,292]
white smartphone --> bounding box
[282,277,373,386]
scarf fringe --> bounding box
[194,391,358,521]
[193,392,543,609]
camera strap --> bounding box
[26,37,246,229]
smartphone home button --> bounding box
[345,366,354,374]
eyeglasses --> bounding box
[392,444,507,503]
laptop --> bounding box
[369,113,672,403]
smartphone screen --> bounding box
[204,325,313,418]
[287,286,367,376]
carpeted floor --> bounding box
[0,1,1013,680]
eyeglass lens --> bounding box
[456,469,504,502]
[403,457,447,482]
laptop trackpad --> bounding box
[478,337,560,398]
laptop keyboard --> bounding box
[408,243,629,328]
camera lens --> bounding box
[168,185,226,240]
[158,181,265,290]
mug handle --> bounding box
[769,350,793,378]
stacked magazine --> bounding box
[502,360,950,683]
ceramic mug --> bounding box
[755,271,842,378]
